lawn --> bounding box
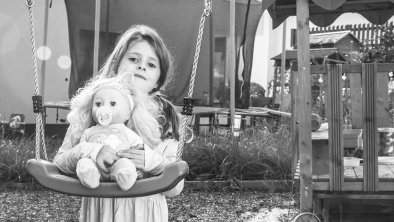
[0,186,299,221]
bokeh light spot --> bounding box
[57,55,71,69]
[36,46,52,60]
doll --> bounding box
[69,76,162,191]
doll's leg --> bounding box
[110,158,137,191]
[76,158,100,189]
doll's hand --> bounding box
[96,145,120,174]
[117,144,145,170]
[97,166,111,182]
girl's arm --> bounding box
[117,138,184,196]
[144,139,177,175]
[157,139,184,197]
[53,126,103,174]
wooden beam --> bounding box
[40,0,50,100]
[349,73,362,129]
[93,0,101,75]
[362,63,378,192]
[327,64,344,191]
[280,20,287,111]
[229,0,235,135]
[209,13,214,106]
[310,64,394,74]
[376,70,391,127]
[291,62,299,183]
[296,0,313,212]
[304,181,394,191]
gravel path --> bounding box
[0,188,299,221]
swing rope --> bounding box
[24,0,208,197]
[177,0,211,161]
[26,0,48,161]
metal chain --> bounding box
[177,0,212,161]
[26,0,48,160]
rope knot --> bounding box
[26,0,34,8]
[32,95,43,113]
[181,97,196,116]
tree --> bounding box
[360,23,394,63]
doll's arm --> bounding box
[53,126,103,174]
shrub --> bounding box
[0,136,61,185]
[183,119,292,181]
[0,119,292,186]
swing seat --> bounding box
[26,159,189,197]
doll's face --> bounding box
[92,88,133,125]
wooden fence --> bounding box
[291,21,394,46]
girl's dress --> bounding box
[53,124,183,222]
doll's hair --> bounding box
[94,24,174,92]
[67,74,163,148]
[126,87,163,148]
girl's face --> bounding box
[118,40,161,94]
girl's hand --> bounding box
[96,145,120,174]
[117,144,145,170]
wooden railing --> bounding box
[294,63,394,192]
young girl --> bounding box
[53,24,182,222]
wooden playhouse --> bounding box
[264,0,394,221]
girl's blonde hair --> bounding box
[68,74,163,148]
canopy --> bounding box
[264,0,394,28]
[65,0,262,107]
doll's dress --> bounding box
[82,123,143,151]
[76,123,143,190]
[80,123,145,179]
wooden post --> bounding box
[40,0,50,100]
[280,20,287,111]
[229,0,236,135]
[291,61,299,183]
[349,73,362,129]
[362,63,378,192]
[296,0,313,212]
[272,66,278,102]
[327,64,344,191]
[93,0,101,75]
[376,70,391,127]
[209,13,214,106]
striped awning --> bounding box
[262,0,394,28]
